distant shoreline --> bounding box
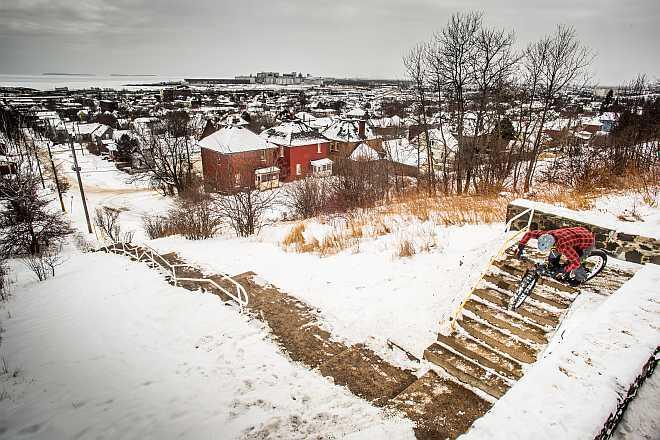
[110,74,158,77]
[42,73,96,77]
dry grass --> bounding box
[532,187,594,210]
[282,223,306,248]
[397,239,416,258]
[382,192,511,226]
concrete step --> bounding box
[472,287,560,328]
[389,370,492,440]
[463,299,548,344]
[458,316,538,364]
[424,343,510,399]
[483,273,569,310]
[437,332,523,380]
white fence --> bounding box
[101,242,249,310]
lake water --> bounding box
[0,74,184,91]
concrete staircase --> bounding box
[418,247,632,405]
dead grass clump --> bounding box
[397,239,416,258]
[282,223,306,248]
[319,234,355,256]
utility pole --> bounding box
[46,142,66,212]
[67,131,92,233]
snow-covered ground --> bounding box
[51,146,172,242]
[149,221,502,359]
[0,249,414,439]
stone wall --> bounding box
[594,351,658,440]
[506,201,660,265]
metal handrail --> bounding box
[447,207,535,332]
[100,242,248,310]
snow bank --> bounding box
[462,264,660,440]
[511,198,660,240]
[0,250,414,439]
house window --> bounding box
[260,150,266,162]
[317,143,321,154]
[296,163,302,175]
[279,146,284,157]
[234,173,241,186]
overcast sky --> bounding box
[0,0,658,85]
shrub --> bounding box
[143,215,176,240]
[283,177,331,219]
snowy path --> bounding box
[0,250,414,439]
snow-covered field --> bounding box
[0,249,414,439]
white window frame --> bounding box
[296,163,302,176]
[317,142,321,154]
[234,173,241,187]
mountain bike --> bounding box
[508,249,608,311]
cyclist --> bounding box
[515,226,595,286]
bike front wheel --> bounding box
[509,271,538,311]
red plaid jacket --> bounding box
[520,227,595,272]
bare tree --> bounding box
[0,158,72,257]
[404,43,434,193]
[22,243,65,281]
[214,189,279,237]
[522,25,593,191]
[94,206,122,243]
[132,111,202,196]
[283,176,332,219]
[432,11,482,194]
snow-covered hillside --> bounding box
[0,249,414,439]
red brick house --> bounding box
[260,120,332,181]
[199,123,279,191]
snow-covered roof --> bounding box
[295,111,316,122]
[383,138,418,167]
[260,120,327,147]
[310,158,333,167]
[322,119,378,142]
[349,143,380,161]
[345,107,367,119]
[198,125,271,154]
[74,123,101,136]
[255,166,279,175]
[599,112,619,122]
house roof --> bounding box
[198,125,271,154]
[349,143,380,161]
[322,119,378,142]
[260,120,327,147]
[310,158,333,167]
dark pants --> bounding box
[548,247,594,282]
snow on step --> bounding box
[424,343,511,399]
[463,299,548,344]
[493,259,579,296]
[436,332,524,380]
[389,370,491,439]
[458,316,538,364]
[472,287,560,328]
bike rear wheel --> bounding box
[582,249,607,282]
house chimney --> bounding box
[358,120,365,138]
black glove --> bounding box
[554,271,566,281]
[515,244,525,259]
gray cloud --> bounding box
[0,0,658,85]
